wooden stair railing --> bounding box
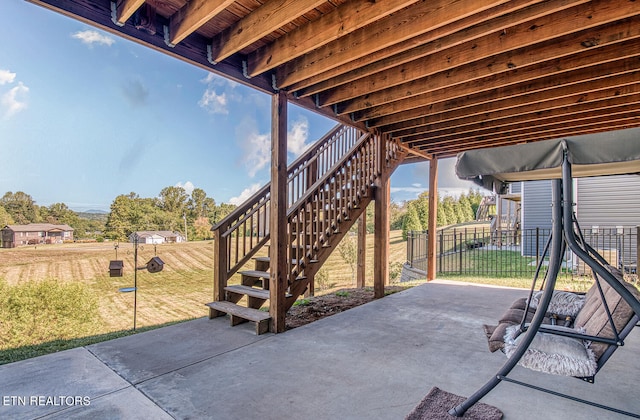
[283,133,407,309]
[211,124,367,299]
[208,127,407,333]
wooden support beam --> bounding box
[381,62,640,136]
[364,39,640,127]
[277,0,511,88]
[427,158,438,281]
[169,0,235,46]
[318,0,589,106]
[328,0,636,111]
[269,90,288,333]
[209,0,326,64]
[113,0,145,26]
[392,78,640,139]
[248,0,416,77]
[357,211,366,288]
[406,100,640,147]
[374,136,390,299]
[290,0,545,96]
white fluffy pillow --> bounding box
[529,290,586,317]
[504,325,597,377]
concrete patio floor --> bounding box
[1,280,638,419]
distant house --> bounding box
[1,223,74,248]
[129,231,185,244]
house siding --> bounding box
[576,175,640,228]
[521,180,552,256]
[576,175,640,266]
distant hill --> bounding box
[77,210,109,221]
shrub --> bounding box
[0,278,103,351]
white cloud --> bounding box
[243,131,271,177]
[72,30,115,47]
[198,88,228,114]
[176,181,195,195]
[201,72,239,89]
[198,72,241,114]
[287,117,310,157]
[236,117,270,178]
[1,82,29,119]
[0,69,16,85]
[229,183,262,205]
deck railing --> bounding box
[407,227,639,279]
[212,124,368,290]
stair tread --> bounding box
[225,285,270,300]
[252,256,302,264]
[239,270,270,279]
[205,301,271,322]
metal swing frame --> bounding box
[450,150,640,418]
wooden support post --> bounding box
[427,157,438,281]
[357,211,366,288]
[374,137,390,298]
[213,229,226,302]
[211,229,227,318]
[269,91,288,333]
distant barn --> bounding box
[128,231,185,244]
[1,224,74,248]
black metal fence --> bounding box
[407,227,638,279]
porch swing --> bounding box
[449,129,640,418]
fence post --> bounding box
[439,231,443,273]
[535,227,540,270]
[453,228,457,252]
[408,231,413,268]
[459,232,463,275]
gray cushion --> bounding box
[504,325,597,377]
[529,290,585,318]
[574,265,640,358]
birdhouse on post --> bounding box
[109,260,124,277]
[146,256,164,273]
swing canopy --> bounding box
[455,127,640,192]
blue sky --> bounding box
[0,0,476,212]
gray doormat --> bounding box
[406,387,503,420]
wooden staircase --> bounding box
[207,126,407,333]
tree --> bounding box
[337,235,358,285]
[213,203,237,225]
[441,196,457,225]
[188,188,214,218]
[158,186,188,214]
[458,193,475,222]
[0,205,14,226]
[467,188,484,218]
[402,202,422,240]
[389,201,405,230]
[0,191,39,224]
[105,193,136,240]
[193,216,213,240]
[44,203,80,226]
